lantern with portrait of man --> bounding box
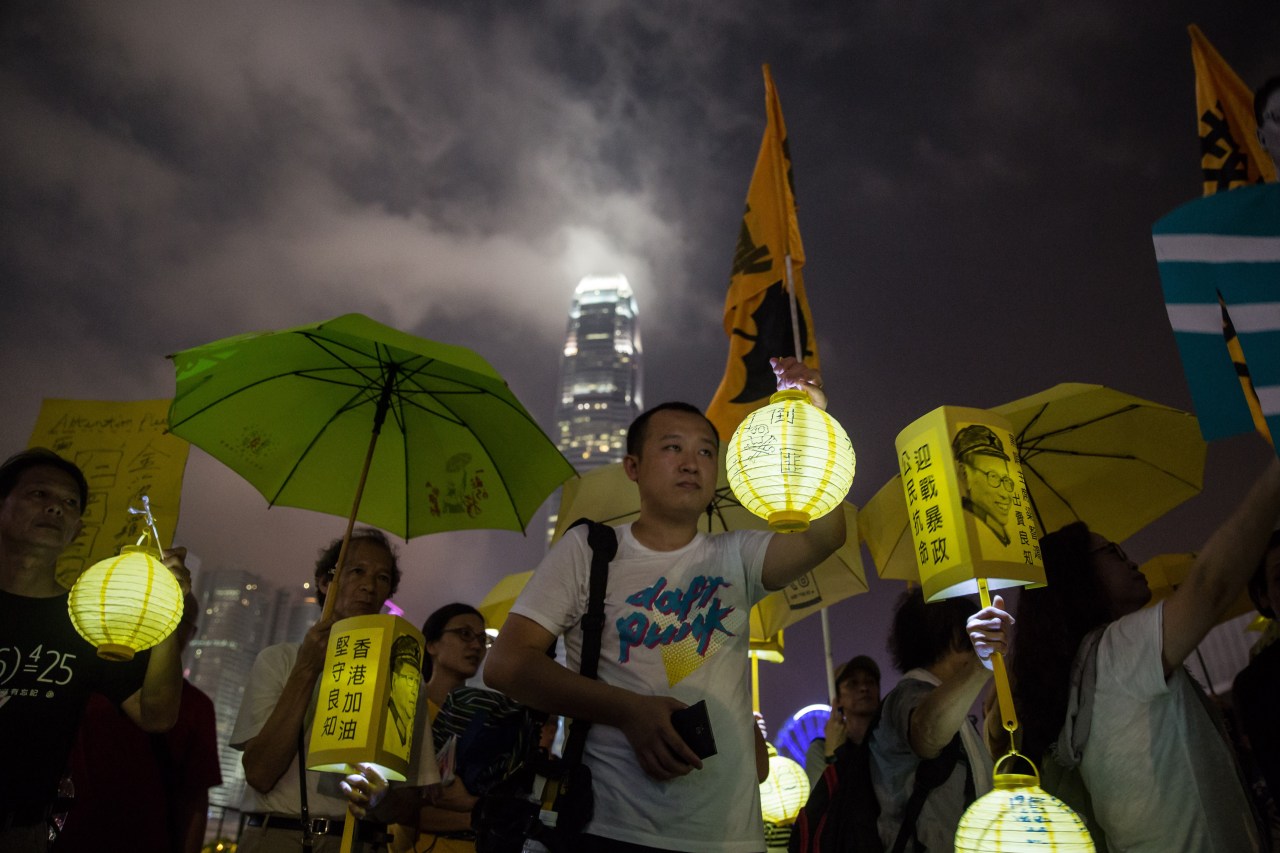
[307,613,425,782]
[895,406,1045,603]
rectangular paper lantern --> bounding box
[307,613,425,781]
[896,406,1045,602]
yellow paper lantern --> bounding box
[727,390,855,532]
[955,753,1095,853]
[759,749,811,824]
[68,545,184,661]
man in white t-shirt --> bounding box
[485,357,847,853]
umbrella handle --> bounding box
[977,578,1019,736]
[320,418,384,622]
[821,608,835,699]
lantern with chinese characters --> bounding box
[727,390,855,532]
[896,406,1045,739]
[307,613,425,782]
[895,406,1045,603]
[955,752,1095,852]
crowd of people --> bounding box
[2,79,1279,853]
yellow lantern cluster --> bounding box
[955,754,1095,853]
[727,390,855,532]
[759,749,811,824]
[68,546,184,661]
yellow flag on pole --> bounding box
[706,64,819,440]
[1190,24,1276,195]
[1186,26,1276,443]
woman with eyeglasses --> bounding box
[389,603,519,853]
[968,455,1280,853]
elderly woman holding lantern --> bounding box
[968,454,1280,853]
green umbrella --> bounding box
[168,313,574,612]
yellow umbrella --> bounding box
[1140,553,1253,623]
[476,570,533,631]
[859,384,1207,582]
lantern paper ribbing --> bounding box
[727,390,855,532]
[68,546,184,661]
[955,756,1095,853]
[759,750,810,824]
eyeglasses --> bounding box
[963,461,1015,493]
[1090,541,1131,564]
[442,627,492,648]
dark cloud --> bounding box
[2,1,1278,723]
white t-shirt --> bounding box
[231,641,437,818]
[871,669,992,853]
[1081,602,1259,853]
[511,522,772,853]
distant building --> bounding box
[186,567,303,811]
[547,274,643,540]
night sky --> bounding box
[3,1,1278,729]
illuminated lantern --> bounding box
[308,613,425,782]
[68,545,184,662]
[896,406,1046,742]
[727,390,855,532]
[760,747,810,824]
[895,406,1045,603]
[955,753,1095,852]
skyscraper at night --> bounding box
[186,567,301,813]
[545,275,643,541]
[554,274,643,473]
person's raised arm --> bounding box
[1163,455,1280,675]
[240,613,334,793]
[760,356,848,590]
[122,547,191,732]
[906,651,991,760]
[485,613,702,780]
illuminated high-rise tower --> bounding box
[554,274,643,475]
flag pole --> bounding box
[764,64,835,697]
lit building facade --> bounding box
[554,274,643,473]
[186,567,300,811]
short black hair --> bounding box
[1255,75,1280,125]
[835,654,881,691]
[421,602,484,680]
[313,528,401,606]
[0,447,89,510]
[626,402,719,457]
[887,587,974,673]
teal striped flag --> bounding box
[1153,184,1280,442]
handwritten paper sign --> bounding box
[28,399,189,587]
[308,613,424,781]
[896,406,1044,602]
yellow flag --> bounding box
[1190,24,1277,195]
[1220,297,1274,445]
[706,65,819,440]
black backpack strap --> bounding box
[891,733,966,853]
[560,518,617,768]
